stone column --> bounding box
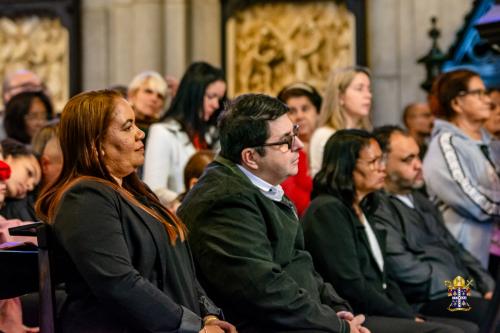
[369,0,400,127]
[190,0,221,66]
[164,0,188,78]
[132,0,164,74]
[109,0,135,85]
[368,0,472,126]
[81,0,111,90]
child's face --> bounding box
[4,154,40,199]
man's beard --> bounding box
[388,171,424,192]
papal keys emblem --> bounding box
[444,276,473,312]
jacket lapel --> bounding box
[355,213,385,276]
[125,199,168,284]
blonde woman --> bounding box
[309,66,372,176]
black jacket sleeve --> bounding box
[303,197,414,318]
[55,182,201,333]
[187,194,349,333]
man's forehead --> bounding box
[268,114,293,136]
[411,103,430,114]
[390,133,418,152]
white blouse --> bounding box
[360,213,384,273]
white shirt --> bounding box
[143,120,196,205]
[309,126,336,177]
[393,193,414,209]
[360,213,384,274]
[237,165,284,202]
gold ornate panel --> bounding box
[0,15,69,111]
[226,1,355,97]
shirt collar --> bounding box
[237,164,284,202]
[392,193,415,209]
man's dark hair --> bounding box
[372,125,407,153]
[312,129,378,214]
[219,93,289,163]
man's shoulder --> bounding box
[178,160,260,217]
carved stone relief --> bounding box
[0,16,69,111]
[226,1,355,96]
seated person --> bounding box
[178,94,368,333]
[168,149,215,213]
[277,82,322,216]
[402,103,434,160]
[35,90,235,333]
[0,149,38,333]
[4,91,53,145]
[302,129,476,333]
[31,124,63,190]
[0,139,41,221]
[372,125,494,326]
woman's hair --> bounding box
[428,69,480,120]
[31,123,59,159]
[312,129,378,213]
[183,150,215,189]
[4,91,53,143]
[277,82,322,113]
[1,138,33,158]
[319,66,371,131]
[127,70,168,100]
[35,90,186,244]
[161,62,225,147]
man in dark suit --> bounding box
[372,125,495,326]
[178,94,369,333]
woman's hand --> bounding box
[199,326,224,333]
[199,320,237,333]
[202,315,237,333]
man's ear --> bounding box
[451,97,463,115]
[240,148,259,171]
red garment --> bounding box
[282,150,312,217]
[192,133,208,150]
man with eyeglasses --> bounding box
[178,94,370,333]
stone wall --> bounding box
[81,0,221,90]
[368,0,471,126]
[81,0,472,125]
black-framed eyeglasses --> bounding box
[254,124,299,153]
[457,89,489,99]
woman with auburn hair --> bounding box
[424,69,500,269]
[309,66,372,176]
[143,62,226,206]
[36,90,236,333]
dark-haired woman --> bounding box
[303,129,477,333]
[143,62,226,206]
[4,91,53,144]
[36,90,236,333]
[423,69,500,268]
